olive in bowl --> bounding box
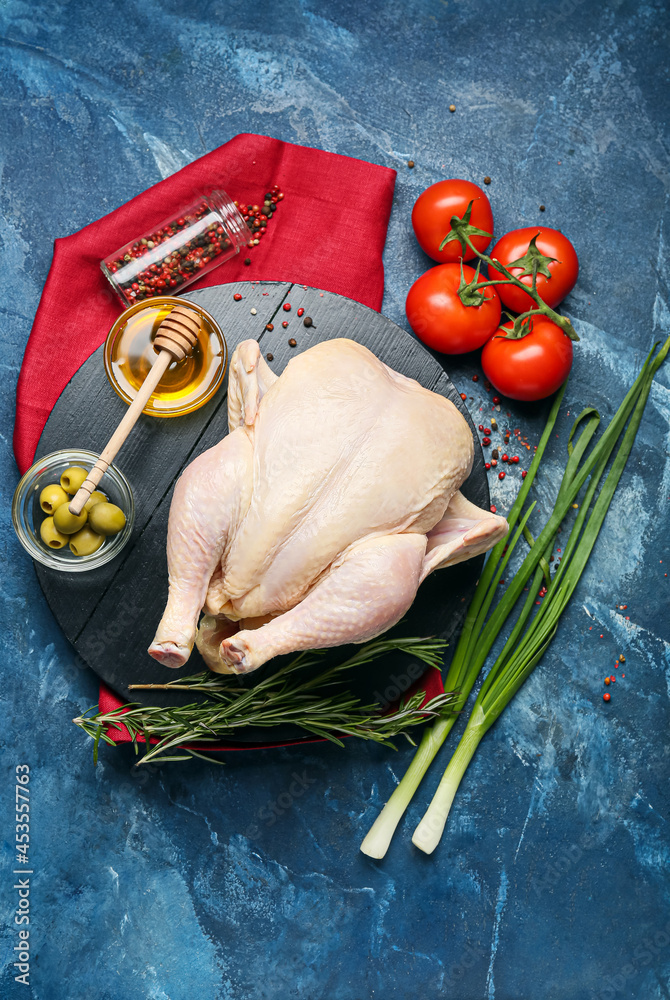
[39,483,69,514]
[12,449,134,572]
[88,502,126,536]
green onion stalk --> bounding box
[362,334,670,858]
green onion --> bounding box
[362,335,670,858]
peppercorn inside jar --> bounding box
[101,190,252,308]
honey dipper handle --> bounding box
[68,350,172,516]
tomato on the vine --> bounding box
[406,263,501,354]
[481,318,573,401]
[411,179,493,263]
[488,227,579,313]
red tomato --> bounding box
[406,263,501,354]
[488,227,579,312]
[481,319,573,401]
[411,179,494,263]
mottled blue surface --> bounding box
[1,2,669,998]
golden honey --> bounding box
[104,297,227,417]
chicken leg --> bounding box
[213,532,428,674]
[148,428,253,668]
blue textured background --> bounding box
[1,2,669,998]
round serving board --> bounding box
[35,282,490,743]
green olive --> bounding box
[84,490,108,512]
[69,525,104,557]
[39,516,69,549]
[60,466,88,494]
[88,502,126,537]
[39,483,70,514]
[53,503,88,535]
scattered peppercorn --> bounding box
[303,316,313,327]
[604,677,611,686]
[522,470,527,479]
[484,176,491,185]
[619,655,626,663]
[282,320,289,328]
[288,338,297,347]
[498,471,505,480]
[492,396,501,404]
[460,392,467,400]
[449,104,456,112]
[492,448,499,459]
[482,437,491,446]
[250,308,257,315]
[472,374,479,382]
[244,257,251,265]
[539,205,546,212]
[265,323,274,331]
[490,505,497,513]
[408,160,415,168]
[490,418,498,430]
[266,353,274,361]
[603,692,611,702]
[283,303,291,312]
[233,293,242,301]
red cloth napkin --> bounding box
[14,133,396,475]
[14,131,444,751]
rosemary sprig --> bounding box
[73,637,456,765]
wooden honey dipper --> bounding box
[69,304,201,516]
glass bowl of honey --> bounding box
[103,297,227,417]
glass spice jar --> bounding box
[101,190,252,309]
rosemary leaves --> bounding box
[74,637,456,765]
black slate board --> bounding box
[35,282,490,743]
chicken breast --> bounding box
[149,338,507,673]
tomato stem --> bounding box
[450,218,580,342]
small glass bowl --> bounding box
[12,449,135,572]
[103,297,227,418]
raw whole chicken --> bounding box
[149,338,508,674]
